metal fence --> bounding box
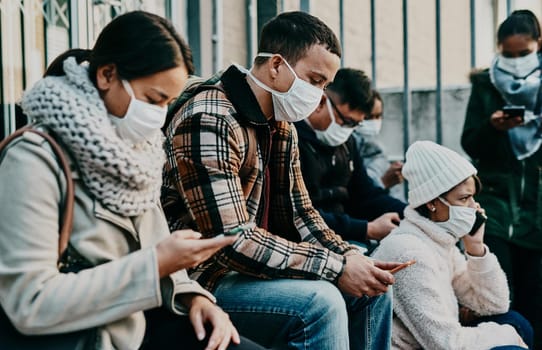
[0,0,523,144]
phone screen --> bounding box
[468,211,487,236]
[224,223,255,236]
[389,260,416,274]
[502,105,525,120]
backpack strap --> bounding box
[165,71,258,188]
[0,127,74,265]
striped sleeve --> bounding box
[282,123,357,255]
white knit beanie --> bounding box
[402,141,477,208]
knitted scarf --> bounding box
[490,54,542,160]
[20,57,165,216]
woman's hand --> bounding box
[462,204,486,257]
[490,110,523,131]
[156,229,238,277]
[181,294,241,350]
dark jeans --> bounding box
[1,305,265,350]
[468,310,533,349]
[141,307,266,350]
[485,235,542,349]
[0,305,98,349]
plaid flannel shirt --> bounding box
[162,65,355,290]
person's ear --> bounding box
[95,63,118,91]
[314,94,327,112]
[426,200,438,213]
[268,55,284,80]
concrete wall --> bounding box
[377,86,472,159]
[366,85,472,202]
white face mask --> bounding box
[109,80,167,145]
[434,197,477,239]
[496,51,540,78]
[313,98,355,146]
[245,52,323,122]
[357,119,382,137]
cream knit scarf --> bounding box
[21,57,165,216]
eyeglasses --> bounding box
[327,97,362,128]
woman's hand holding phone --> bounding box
[156,229,238,277]
[490,109,524,131]
[463,205,487,257]
[502,105,525,120]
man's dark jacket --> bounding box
[295,120,406,242]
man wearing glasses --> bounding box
[295,68,406,251]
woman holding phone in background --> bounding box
[372,141,532,350]
[461,9,542,347]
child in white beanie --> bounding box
[372,140,532,350]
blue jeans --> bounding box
[469,310,533,350]
[212,273,392,350]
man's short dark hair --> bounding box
[255,11,341,66]
[327,68,374,114]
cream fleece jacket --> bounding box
[372,206,522,350]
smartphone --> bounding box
[389,260,416,274]
[502,105,525,120]
[468,211,487,236]
[224,223,255,236]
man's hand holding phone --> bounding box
[338,255,396,297]
[388,259,416,274]
[222,223,255,236]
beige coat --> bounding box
[0,131,215,350]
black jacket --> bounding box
[462,69,542,250]
[295,121,406,242]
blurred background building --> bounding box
[2,0,542,157]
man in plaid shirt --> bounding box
[162,11,402,350]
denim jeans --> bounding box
[212,272,392,350]
[468,310,533,350]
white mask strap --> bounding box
[438,197,451,207]
[257,52,298,79]
[122,80,135,98]
[325,97,338,129]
